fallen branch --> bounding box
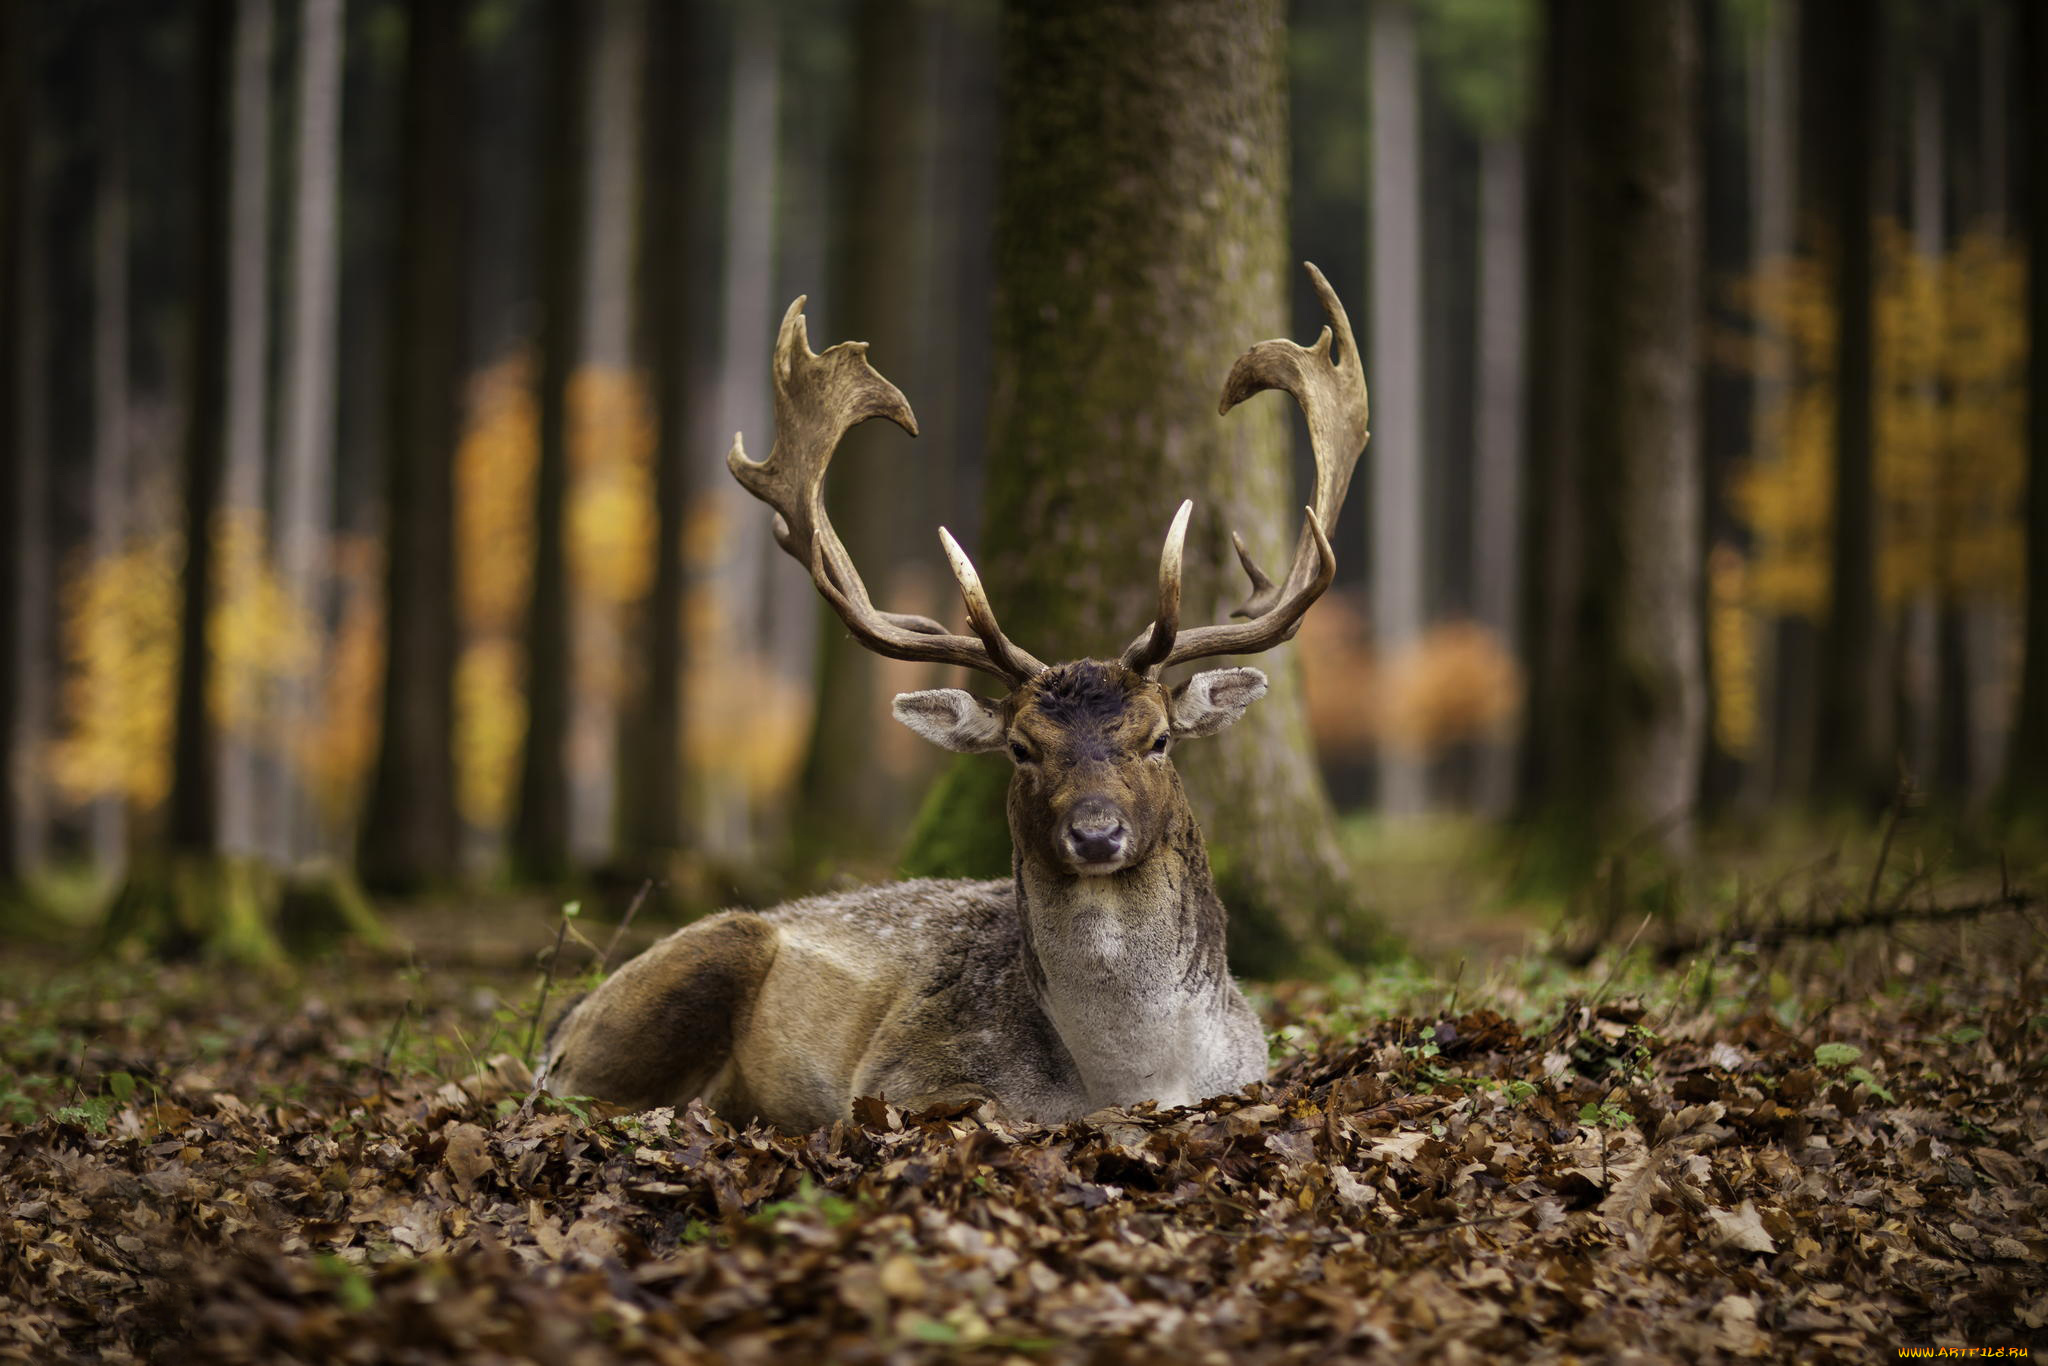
[1631,891,2040,967]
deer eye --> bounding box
[1009,741,1034,764]
[1148,733,1170,755]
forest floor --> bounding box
[2,827,2045,1363]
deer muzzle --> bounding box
[1060,796,1131,874]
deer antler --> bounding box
[728,298,1045,686]
[1121,262,1369,675]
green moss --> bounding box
[898,757,1012,880]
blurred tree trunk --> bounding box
[274,0,344,861]
[1515,0,1586,836]
[511,0,587,885]
[0,0,28,898]
[2003,0,2048,820]
[793,0,928,870]
[1808,0,1882,809]
[705,2,780,859]
[91,20,133,873]
[105,0,281,963]
[220,0,273,857]
[10,12,49,887]
[1370,0,1428,816]
[1471,133,1526,816]
[1747,0,1797,807]
[1523,0,1702,860]
[569,0,642,862]
[617,0,697,870]
[359,0,466,892]
[900,0,1370,974]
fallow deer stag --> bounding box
[542,263,1368,1130]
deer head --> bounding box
[727,262,1368,878]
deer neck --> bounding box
[1010,799,1234,1111]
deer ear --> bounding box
[892,690,1007,753]
[1170,667,1268,739]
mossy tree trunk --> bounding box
[899,0,1370,975]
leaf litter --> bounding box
[1,930,2043,1364]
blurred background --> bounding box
[0,0,2041,968]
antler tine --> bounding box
[1124,262,1367,670]
[940,528,1047,680]
[729,297,1043,687]
[1121,500,1193,676]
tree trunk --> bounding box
[358,0,466,892]
[510,0,587,885]
[1369,0,1428,815]
[1523,0,1703,858]
[2003,0,2048,819]
[274,0,344,861]
[900,0,1371,974]
[792,0,929,869]
[1471,133,1526,816]
[0,0,28,896]
[220,0,273,857]
[10,9,49,887]
[617,0,696,868]
[1810,0,1882,809]
[91,19,133,874]
[1747,0,1796,807]
[705,2,780,860]
[1515,0,1587,840]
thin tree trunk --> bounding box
[1747,0,1796,807]
[1472,134,1526,817]
[358,0,466,892]
[706,3,780,860]
[0,0,29,894]
[1811,0,1881,808]
[275,0,344,861]
[1540,0,1703,851]
[169,0,235,859]
[1370,0,1428,815]
[569,0,642,863]
[901,0,1371,974]
[91,20,133,873]
[2003,0,2048,816]
[12,32,49,883]
[511,0,588,885]
[793,0,928,868]
[218,0,273,857]
[618,0,696,868]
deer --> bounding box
[541,263,1367,1132]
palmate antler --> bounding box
[1121,262,1370,676]
[727,298,1046,687]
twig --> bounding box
[523,917,572,1066]
[1642,890,2039,966]
[376,998,413,1079]
[599,878,656,974]
[1862,779,1911,916]
[1587,913,1654,1005]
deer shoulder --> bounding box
[544,263,1368,1131]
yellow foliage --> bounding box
[1730,223,2026,616]
[1707,543,1758,757]
[50,510,318,808]
[451,355,659,827]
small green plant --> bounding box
[1579,1100,1635,1129]
[1813,1043,1861,1069]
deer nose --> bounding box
[1061,799,1129,868]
